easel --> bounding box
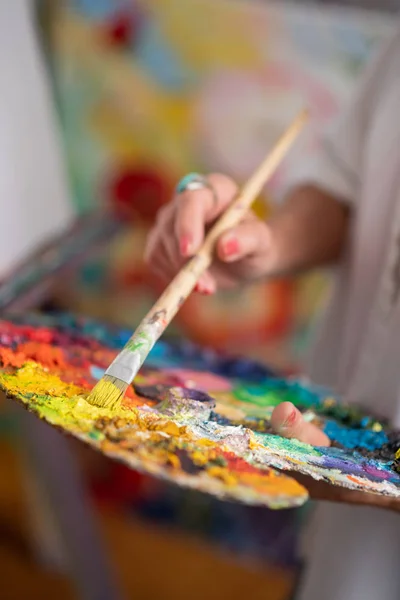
[0,214,126,600]
[16,405,123,600]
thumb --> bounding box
[271,402,330,446]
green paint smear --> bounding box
[88,429,105,442]
[233,383,315,409]
[234,386,283,407]
[255,431,321,458]
[125,329,154,359]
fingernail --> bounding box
[222,237,239,258]
[282,409,297,429]
[195,282,213,295]
[180,235,192,257]
[195,283,206,294]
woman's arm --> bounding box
[264,183,351,278]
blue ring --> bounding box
[176,172,204,194]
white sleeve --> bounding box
[286,26,400,207]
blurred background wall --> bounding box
[0,1,74,276]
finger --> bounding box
[144,204,173,265]
[161,231,182,273]
[194,271,216,295]
[153,250,185,284]
[271,402,330,446]
[175,173,238,257]
[216,217,271,263]
[144,227,160,268]
[145,231,179,276]
[152,255,215,297]
[146,205,183,274]
[147,226,215,293]
[151,258,173,283]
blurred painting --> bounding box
[41,0,393,370]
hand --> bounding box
[145,173,274,294]
[271,402,400,512]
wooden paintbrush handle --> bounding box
[106,110,309,384]
[145,109,308,327]
[200,109,308,256]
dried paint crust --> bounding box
[1,313,400,505]
[0,313,305,508]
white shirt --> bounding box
[292,24,400,600]
[0,1,73,278]
[292,24,400,425]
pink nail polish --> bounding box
[223,238,239,258]
[283,409,297,428]
[196,283,213,295]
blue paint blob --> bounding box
[147,341,181,368]
[134,21,195,91]
[324,420,389,451]
[214,357,277,382]
[117,329,135,346]
[90,365,106,381]
[147,341,170,359]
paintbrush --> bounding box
[87,109,308,410]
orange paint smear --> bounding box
[0,348,27,369]
[18,342,67,369]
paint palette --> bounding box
[1,313,400,508]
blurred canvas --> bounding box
[41,0,393,368]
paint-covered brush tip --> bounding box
[86,375,128,409]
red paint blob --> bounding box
[107,167,172,223]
